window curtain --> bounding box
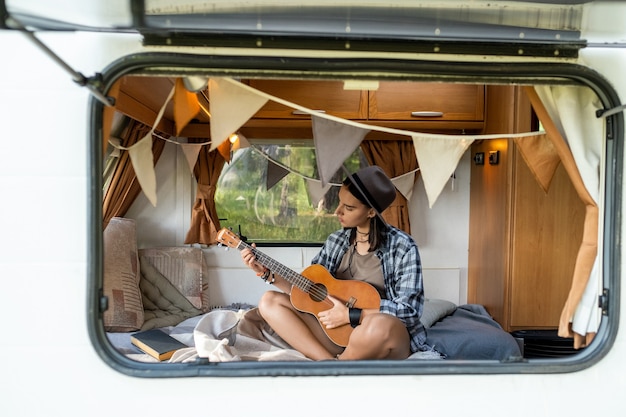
[102,120,167,229]
[525,86,603,349]
[360,140,418,234]
[184,139,227,245]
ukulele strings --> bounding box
[245,244,335,308]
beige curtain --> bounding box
[102,120,166,229]
[184,139,227,245]
[524,86,599,348]
[360,140,418,234]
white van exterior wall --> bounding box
[1,6,625,415]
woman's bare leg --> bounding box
[338,313,410,360]
[258,291,343,360]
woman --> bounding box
[240,165,426,360]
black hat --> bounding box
[347,166,397,216]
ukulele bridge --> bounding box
[345,297,357,308]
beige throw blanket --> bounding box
[170,308,310,362]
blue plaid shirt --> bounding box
[311,226,426,352]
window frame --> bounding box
[88,52,622,377]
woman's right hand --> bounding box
[240,243,266,275]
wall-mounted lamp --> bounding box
[228,132,250,152]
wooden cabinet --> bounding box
[468,85,585,331]
[247,80,368,119]
[369,82,484,122]
[243,79,485,134]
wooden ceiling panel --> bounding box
[114,76,177,135]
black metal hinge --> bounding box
[4,15,115,107]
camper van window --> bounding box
[95,71,619,378]
[215,140,368,244]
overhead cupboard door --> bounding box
[369,82,485,122]
[247,80,368,120]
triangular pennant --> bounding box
[209,78,268,151]
[266,159,290,190]
[412,135,474,208]
[514,134,561,193]
[305,178,332,209]
[180,143,203,174]
[391,171,417,202]
[128,133,158,207]
[125,84,174,207]
[312,116,370,186]
[174,78,200,136]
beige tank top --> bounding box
[335,244,385,298]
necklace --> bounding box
[355,228,370,244]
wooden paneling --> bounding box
[509,159,585,329]
[468,138,511,328]
[468,85,585,331]
[113,76,176,134]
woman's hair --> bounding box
[342,178,388,251]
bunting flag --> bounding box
[181,143,203,174]
[126,84,175,207]
[514,133,561,193]
[209,78,268,151]
[412,134,474,208]
[128,133,158,206]
[305,178,332,209]
[391,171,417,201]
[266,160,290,190]
[174,78,201,136]
[312,115,370,186]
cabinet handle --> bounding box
[291,110,326,115]
[411,111,444,117]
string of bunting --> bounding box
[108,78,552,208]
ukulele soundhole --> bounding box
[309,283,328,302]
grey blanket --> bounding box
[425,304,522,360]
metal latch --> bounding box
[598,288,609,316]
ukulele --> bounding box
[216,228,381,347]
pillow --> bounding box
[420,298,457,328]
[103,217,144,332]
[139,256,202,330]
[138,247,208,312]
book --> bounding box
[130,329,188,361]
